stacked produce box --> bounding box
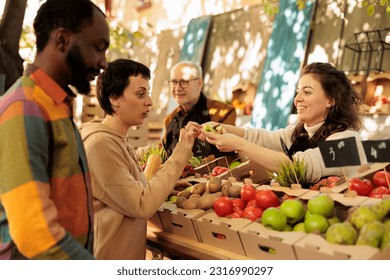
[147,155,390,260]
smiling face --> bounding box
[170,63,203,111]
[294,74,334,127]
[113,75,152,128]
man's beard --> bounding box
[65,44,95,95]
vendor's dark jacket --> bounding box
[163,92,236,157]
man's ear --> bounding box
[54,28,71,52]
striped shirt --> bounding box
[0,65,94,259]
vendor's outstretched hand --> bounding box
[202,130,241,152]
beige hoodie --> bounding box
[79,120,192,260]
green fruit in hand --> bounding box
[308,194,335,218]
[261,207,287,231]
[304,214,329,234]
[350,206,379,231]
[325,222,357,245]
[204,124,216,132]
[292,222,306,232]
[280,199,305,225]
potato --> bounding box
[174,181,193,191]
[177,190,191,198]
[206,177,223,193]
[228,184,242,198]
[191,182,206,195]
[189,193,201,199]
[176,196,188,208]
[182,197,200,209]
[221,181,232,196]
[196,191,222,210]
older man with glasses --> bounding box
[163,61,237,158]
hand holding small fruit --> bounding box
[202,130,243,153]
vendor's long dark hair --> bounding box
[290,63,361,153]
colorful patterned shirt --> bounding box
[0,65,94,259]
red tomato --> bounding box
[348,177,373,196]
[243,206,263,221]
[217,167,229,175]
[282,194,296,202]
[232,198,245,211]
[226,211,243,218]
[255,189,280,210]
[369,186,390,198]
[246,199,258,208]
[240,184,257,203]
[372,171,390,188]
[213,196,234,217]
[212,166,221,174]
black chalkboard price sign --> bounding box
[318,137,361,168]
[362,139,390,162]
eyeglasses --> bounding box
[168,78,199,88]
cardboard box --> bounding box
[219,160,270,184]
[195,212,252,255]
[257,184,311,198]
[294,233,390,260]
[194,156,238,177]
[239,222,306,259]
[147,210,164,230]
[158,203,207,242]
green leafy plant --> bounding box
[268,158,308,187]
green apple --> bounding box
[381,221,390,250]
[280,199,305,225]
[327,216,341,226]
[261,207,287,231]
[350,206,379,231]
[304,213,329,234]
[307,194,334,218]
[292,222,306,232]
[356,221,385,248]
[370,200,390,220]
[283,224,292,231]
[325,222,357,245]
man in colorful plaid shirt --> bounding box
[0,0,110,259]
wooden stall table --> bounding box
[147,226,253,260]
